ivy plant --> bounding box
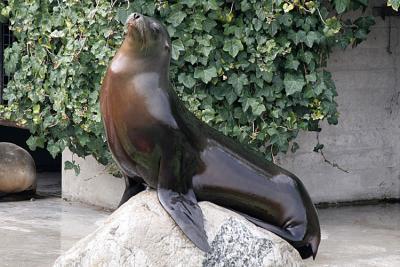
[0,0,378,171]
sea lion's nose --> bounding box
[132,13,141,20]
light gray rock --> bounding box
[0,142,36,194]
[54,191,304,267]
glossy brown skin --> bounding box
[100,13,320,259]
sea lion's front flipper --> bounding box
[118,176,146,207]
[156,145,210,252]
[158,187,210,252]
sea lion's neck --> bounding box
[120,38,143,55]
[111,40,170,91]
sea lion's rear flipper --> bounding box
[238,211,302,241]
[238,212,318,259]
[158,187,210,252]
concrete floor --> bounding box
[0,172,110,267]
[306,203,400,267]
[0,173,399,266]
[0,198,109,267]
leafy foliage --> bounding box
[0,0,375,168]
[388,0,400,11]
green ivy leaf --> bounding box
[284,57,300,70]
[178,73,196,88]
[278,13,293,27]
[50,30,65,38]
[171,39,185,60]
[306,73,317,83]
[313,143,324,152]
[0,3,10,22]
[324,17,341,37]
[334,0,350,14]
[223,39,244,57]
[203,0,219,11]
[184,54,197,64]
[4,44,20,75]
[388,0,400,11]
[227,73,249,95]
[33,104,41,114]
[194,66,217,83]
[288,30,306,45]
[64,160,81,176]
[252,102,266,116]
[166,11,187,27]
[181,0,197,8]
[283,3,294,13]
[284,73,306,96]
[64,161,75,170]
[26,136,45,151]
[240,97,257,112]
[304,31,321,48]
[225,90,237,105]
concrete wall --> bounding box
[62,149,124,209]
[62,1,400,207]
[278,5,400,203]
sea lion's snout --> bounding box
[126,12,142,25]
[126,12,146,43]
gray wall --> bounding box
[278,8,400,203]
[62,149,124,209]
[62,3,400,207]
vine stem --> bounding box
[316,7,326,25]
[270,145,276,164]
[229,1,234,15]
[316,132,350,173]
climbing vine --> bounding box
[0,0,380,170]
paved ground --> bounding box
[0,172,110,267]
[306,203,400,267]
[0,173,399,266]
[0,198,109,267]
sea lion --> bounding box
[100,13,320,259]
[0,142,37,200]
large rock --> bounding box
[54,191,304,267]
[0,142,36,194]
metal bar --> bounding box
[0,21,4,104]
[1,17,14,105]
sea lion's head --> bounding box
[125,13,171,60]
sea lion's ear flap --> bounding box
[158,188,210,252]
[165,42,170,51]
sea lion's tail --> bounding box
[296,232,320,259]
[310,234,320,259]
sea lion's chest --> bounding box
[109,72,177,129]
[102,69,180,186]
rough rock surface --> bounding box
[0,142,36,194]
[54,191,304,267]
